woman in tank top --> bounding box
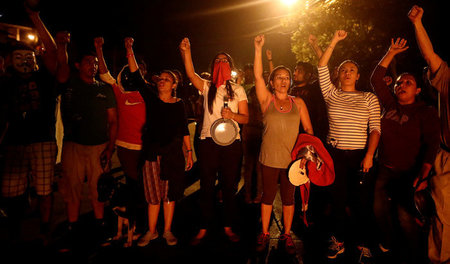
[253,35,313,254]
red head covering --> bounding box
[212,61,231,88]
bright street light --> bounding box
[280,0,298,7]
[27,33,36,41]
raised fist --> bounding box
[408,5,423,24]
[179,38,191,52]
[254,35,265,49]
[124,37,134,50]
[94,37,104,49]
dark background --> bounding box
[0,0,447,77]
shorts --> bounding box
[1,142,57,197]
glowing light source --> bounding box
[27,33,36,41]
[231,70,237,78]
[280,0,298,7]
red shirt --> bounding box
[112,83,146,150]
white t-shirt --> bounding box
[200,80,248,139]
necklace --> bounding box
[276,96,288,111]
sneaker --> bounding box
[357,246,373,264]
[327,236,345,259]
[163,231,178,246]
[279,233,296,255]
[137,231,158,247]
[256,232,270,252]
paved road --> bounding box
[0,156,391,264]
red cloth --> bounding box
[212,61,231,88]
[291,133,335,226]
[112,83,146,148]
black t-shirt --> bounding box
[133,71,189,161]
[1,68,57,144]
[59,75,116,145]
[290,82,329,144]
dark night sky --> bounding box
[0,0,447,77]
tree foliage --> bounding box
[282,0,417,87]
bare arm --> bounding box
[408,5,443,74]
[295,98,313,135]
[361,130,380,172]
[308,34,323,59]
[221,100,249,124]
[379,38,409,68]
[318,30,347,67]
[55,31,70,83]
[94,37,109,75]
[179,38,205,92]
[266,49,274,74]
[253,35,272,111]
[183,135,193,171]
[124,37,139,73]
[100,107,118,171]
[26,7,57,74]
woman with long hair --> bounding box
[179,37,249,245]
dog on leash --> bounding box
[98,173,138,247]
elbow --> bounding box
[241,115,249,125]
[370,129,381,138]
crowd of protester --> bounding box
[0,3,448,264]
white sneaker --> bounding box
[163,231,178,246]
[137,231,158,247]
[357,246,373,263]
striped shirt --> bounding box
[318,66,381,150]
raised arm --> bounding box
[25,6,57,74]
[379,38,409,69]
[94,37,117,86]
[265,49,274,74]
[55,31,70,83]
[318,30,347,67]
[308,34,323,59]
[370,38,408,108]
[124,37,139,73]
[408,5,443,74]
[94,37,109,75]
[253,35,272,111]
[179,38,205,92]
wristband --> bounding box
[187,149,193,152]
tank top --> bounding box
[259,95,300,168]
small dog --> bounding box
[111,205,136,247]
[98,173,138,247]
